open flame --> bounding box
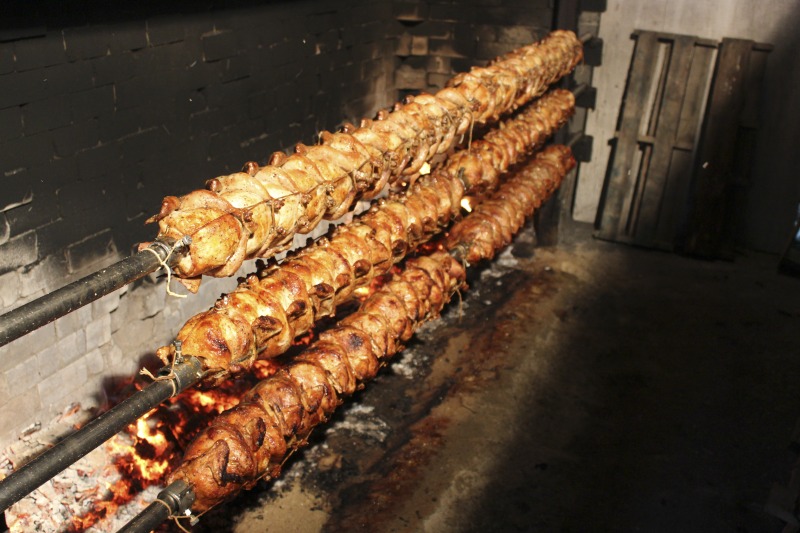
[67,377,255,531]
[355,271,398,300]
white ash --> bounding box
[390,349,422,378]
[1,403,157,533]
[325,404,390,443]
[496,246,520,268]
[480,249,518,280]
[271,476,291,490]
[86,485,162,533]
[480,266,505,280]
[271,450,311,483]
[3,404,96,532]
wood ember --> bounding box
[1,404,160,532]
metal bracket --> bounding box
[584,37,603,67]
[158,479,196,516]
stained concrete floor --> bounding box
[195,222,800,533]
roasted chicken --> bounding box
[168,252,466,511]
[156,90,575,383]
[447,145,577,263]
[168,146,576,512]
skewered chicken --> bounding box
[140,31,582,291]
[167,146,576,513]
[156,90,575,383]
[444,89,574,193]
[160,171,464,385]
[447,145,576,263]
[168,251,466,512]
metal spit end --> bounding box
[116,480,196,533]
[158,479,196,513]
[571,83,588,99]
[166,356,206,389]
[146,240,173,261]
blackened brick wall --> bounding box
[392,0,553,97]
[0,0,394,295]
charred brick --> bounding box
[76,142,121,180]
[0,106,22,142]
[0,230,37,275]
[42,61,94,97]
[63,27,109,61]
[0,47,14,75]
[146,17,188,46]
[92,52,136,86]
[70,86,114,122]
[202,30,239,62]
[13,35,65,72]
[393,2,428,21]
[0,69,49,109]
[52,121,100,158]
[0,133,52,175]
[108,21,148,52]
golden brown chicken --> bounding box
[447,145,576,264]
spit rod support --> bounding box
[117,480,196,533]
[567,132,584,148]
[0,356,204,514]
[571,83,587,99]
[0,238,188,349]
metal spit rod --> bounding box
[0,239,187,349]
[571,83,587,99]
[117,480,196,533]
[0,356,204,514]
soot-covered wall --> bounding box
[0,0,394,287]
[0,0,553,449]
[393,0,553,96]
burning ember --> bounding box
[3,275,384,532]
[4,376,256,532]
[354,271,399,300]
[252,359,282,381]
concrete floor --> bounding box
[195,223,800,533]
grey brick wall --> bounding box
[392,0,553,97]
[0,1,395,274]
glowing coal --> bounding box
[3,376,255,532]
